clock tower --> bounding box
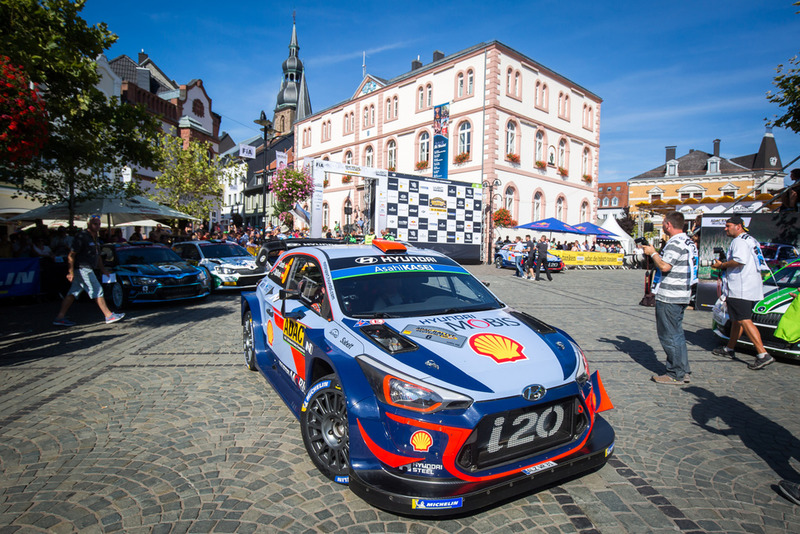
[273,15,312,135]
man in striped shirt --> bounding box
[642,211,698,385]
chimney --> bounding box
[411,55,422,71]
[666,146,676,162]
[138,49,148,64]
[713,139,720,157]
[432,50,445,62]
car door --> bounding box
[267,253,332,392]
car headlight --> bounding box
[357,355,473,413]
[570,341,590,384]
[132,276,158,285]
[197,269,208,281]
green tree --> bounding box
[150,133,239,221]
[0,0,160,224]
[766,2,800,133]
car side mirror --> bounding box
[280,289,304,319]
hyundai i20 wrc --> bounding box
[241,239,614,515]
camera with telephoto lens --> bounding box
[700,247,727,267]
[634,237,649,247]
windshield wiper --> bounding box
[437,305,497,315]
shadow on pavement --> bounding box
[684,386,800,483]
[598,335,664,375]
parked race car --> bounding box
[760,242,799,272]
[493,243,565,272]
[712,258,800,360]
[241,239,614,515]
[100,242,211,308]
[172,240,266,291]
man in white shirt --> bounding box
[711,215,773,370]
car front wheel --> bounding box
[110,281,127,309]
[243,310,256,371]
[300,375,349,481]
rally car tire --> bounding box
[300,375,350,482]
[494,256,503,268]
[243,310,257,371]
[110,281,128,309]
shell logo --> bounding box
[410,430,433,452]
[469,333,527,363]
[267,321,274,346]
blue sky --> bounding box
[82,0,800,185]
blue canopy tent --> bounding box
[571,222,617,237]
[514,217,589,234]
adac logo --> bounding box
[469,333,527,363]
[283,317,306,352]
[410,430,433,452]
[522,384,546,401]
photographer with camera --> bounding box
[641,211,698,385]
[710,215,773,370]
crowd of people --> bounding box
[494,235,626,254]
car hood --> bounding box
[754,287,797,314]
[348,309,579,402]
[117,262,198,276]
[204,257,261,270]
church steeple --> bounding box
[273,13,312,135]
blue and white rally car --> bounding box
[241,239,614,515]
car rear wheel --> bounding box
[300,375,349,481]
[494,256,503,268]
[110,281,127,309]
[243,310,256,371]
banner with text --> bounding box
[0,258,41,297]
[553,250,624,266]
[432,103,450,180]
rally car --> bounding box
[493,243,565,272]
[712,258,800,360]
[760,242,799,272]
[100,242,211,308]
[241,239,614,515]
[172,240,266,291]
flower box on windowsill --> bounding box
[342,175,352,184]
[415,160,429,171]
[454,152,470,165]
[557,167,569,177]
[506,153,520,164]
[535,160,546,170]
[323,179,329,188]
[582,174,592,183]
[387,166,396,172]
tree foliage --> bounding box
[0,0,160,223]
[0,56,48,165]
[766,2,800,134]
[150,132,239,221]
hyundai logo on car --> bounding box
[522,384,546,401]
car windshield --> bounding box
[334,271,503,318]
[117,247,182,265]
[200,243,251,259]
[764,264,800,288]
[760,246,777,260]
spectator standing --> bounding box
[642,211,698,384]
[512,236,526,278]
[534,235,553,281]
[129,226,143,241]
[53,215,124,326]
[524,234,535,279]
[711,215,773,370]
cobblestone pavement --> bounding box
[1,265,798,533]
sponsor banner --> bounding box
[239,144,256,159]
[0,258,40,297]
[331,263,464,280]
[555,250,623,266]
[432,103,450,180]
[275,150,288,169]
[412,497,463,510]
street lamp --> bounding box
[482,178,502,264]
[254,111,276,230]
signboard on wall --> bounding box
[432,103,450,180]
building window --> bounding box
[426,84,432,107]
[418,86,424,109]
[556,197,564,221]
[505,186,515,211]
[386,98,392,119]
[344,113,350,133]
[506,121,516,156]
[650,193,662,202]
[467,70,474,95]
[457,72,464,97]
[419,131,430,162]
[558,92,570,119]
[344,151,352,165]
[667,163,677,176]
[580,201,588,222]
[612,197,619,207]
[602,197,609,207]
[370,105,375,126]
[533,192,542,221]
[535,130,544,162]
[582,148,590,176]
[363,107,369,128]
[364,146,373,167]
[393,96,398,118]
[387,140,396,169]
[458,121,471,155]
[192,99,204,117]
[558,139,567,168]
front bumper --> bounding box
[213,271,267,289]
[349,415,614,516]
